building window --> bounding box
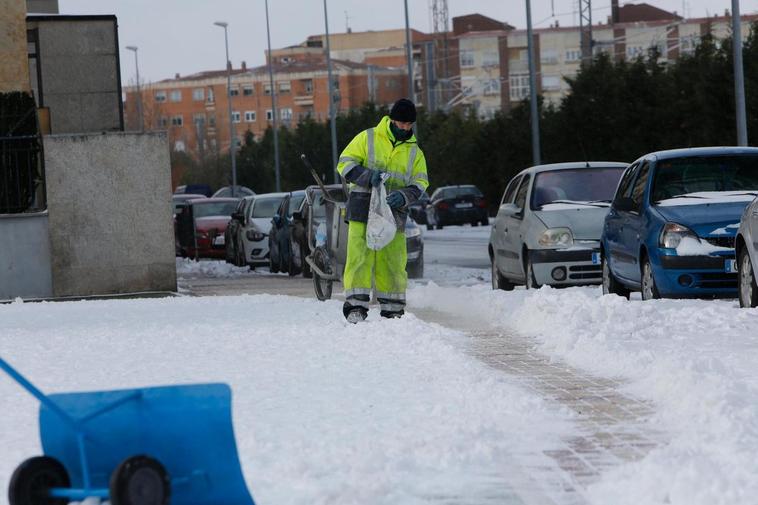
[169,90,182,102]
[541,49,559,65]
[266,109,273,121]
[626,46,644,58]
[193,113,205,126]
[460,50,475,67]
[158,116,168,128]
[332,77,339,90]
[232,111,241,123]
[244,111,256,122]
[174,140,185,152]
[303,79,313,94]
[278,81,291,94]
[229,87,239,96]
[482,51,499,67]
[280,108,292,120]
[542,75,561,90]
[207,88,215,103]
[192,88,204,101]
[243,85,254,96]
[509,73,530,101]
[386,78,398,88]
[483,78,500,96]
[209,115,216,127]
[171,115,183,126]
[155,90,167,102]
[565,49,582,62]
[264,83,272,95]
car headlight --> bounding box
[659,222,698,248]
[405,226,421,238]
[246,229,266,241]
[538,228,573,248]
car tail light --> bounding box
[437,201,449,210]
[475,198,487,208]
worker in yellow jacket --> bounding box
[336,99,429,323]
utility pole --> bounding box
[125,46,143,132]
[526,0,541,165]
[214,21,238,197]
[732,0,748,146]
[324,0,339,181]
[404,0,414,102]
[264,0,281,191]
[579,0,593,65]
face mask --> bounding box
[390,122,413,141]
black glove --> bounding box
[386,191,405,209]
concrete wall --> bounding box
[0,0,30,93]
[27,16,123,134]
[0,213,53,300]
[44,132,176,297]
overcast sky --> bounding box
[57,0,758,85]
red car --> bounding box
[175,197,240,259]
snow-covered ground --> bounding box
[410,283,758,505]
[0,294,572,505]
[5,225,758,504]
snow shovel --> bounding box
[1,356,256,505]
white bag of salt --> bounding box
[366,174,397,250]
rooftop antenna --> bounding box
[345,10,351,33]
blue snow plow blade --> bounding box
[1,357,255,505]
[41,383,255,505]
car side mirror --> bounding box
[614,197,635,213]
[232,211,243,221]
[292,211,303,221]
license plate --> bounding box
[725,259,738,273]
[591,252,601,265]
[455,202,473,208]
[213,235,225,246]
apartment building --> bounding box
[124,54,407,155]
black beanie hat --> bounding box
[389,98,417,123]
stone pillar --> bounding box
[0,0,30,93]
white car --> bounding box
[736,195,758,307]
[235,192,287,268]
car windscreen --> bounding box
[530,167,626,209]
[192,201,238,217]
[440,187,482,199]
[251,196,285,218]
[651,155,758,203]
[288,194,305,217]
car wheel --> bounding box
[602,252,630,299]
[491,257,514,291]
[524,253,540,289]
[641,258,660,300]
[482,217,490,226]
[471,221,479,227]
[426,224,433,231]
[436,225,443,230]
[738,248,758,308]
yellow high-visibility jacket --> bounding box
[336,115,429,228]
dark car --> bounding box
[601,147,758,300]
[268,190,306,274]
[224,196,256,266]
[174,184,213,197]
[404,217,424,278]
[407,192,430,227]
[175,197,240,259]
[427,185,489,229]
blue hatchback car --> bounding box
[601,147,758,299]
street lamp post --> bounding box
[525,0,541,165]
[125,46,143,132]
[214,21,238,197]
[264,0,281,192]
[324,0,339,182]
[732,0,748,146]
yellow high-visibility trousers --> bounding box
[343,220,407,317]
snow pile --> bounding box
[409,283,758,505]
[176,258,264,278]
[674,236,731,256]
[0,294,571,504]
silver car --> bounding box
[489,162,627,290]
[736,196,758,307]
[235,192,287,268]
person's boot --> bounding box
[343,302,368,324]
[380,309,404,319]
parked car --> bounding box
[174,184,212,197]
[427,185,489,229]
[404,217,424,278]
[212,185,255,198]
[224,196,255,266]
[172,194,207,255]
[407,192,430,227]
[268,191,306,275]
[233,192,288,268]
[490,162,627,290]
[175,197,240,259]
[601,147,758,300]
[736,195,758,307]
